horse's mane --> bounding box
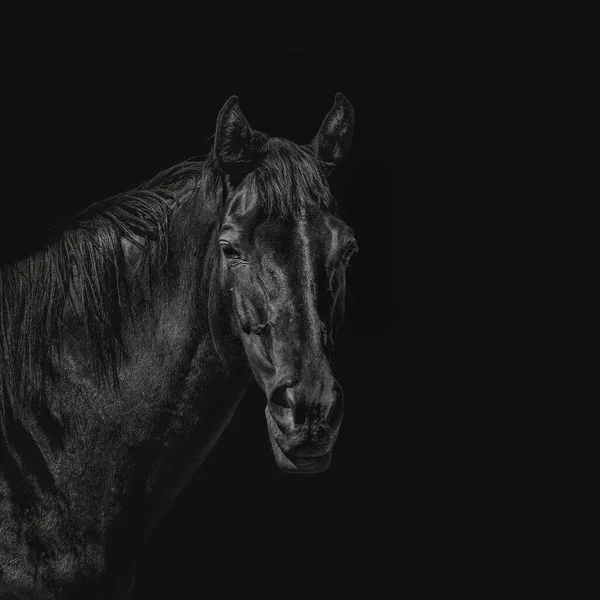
[0,159,205,417]
[201,136,336,218]
[0,137,334,418]
[252,137,335,216]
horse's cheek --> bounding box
[331,271,347,332]
[231,276,267,334]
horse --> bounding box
[0,93,358,599]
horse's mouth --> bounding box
[265,406,333,474]
[270,437,332,474]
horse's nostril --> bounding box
[269,386,297,433]
[270,383,341,428]
[270,386,291,410]
[294,404,307,425]
[327,385,344,427]
[270,386,307,425]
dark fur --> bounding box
[0,94,355,599]
[0,140,333,421]
[1,172,177,418]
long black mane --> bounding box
[0,160,205,419]
[0,136,334,420]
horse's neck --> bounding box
[126,190,252,531]
[69,179,251,505]
[0,180,251,591]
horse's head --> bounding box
[212,95,357,473]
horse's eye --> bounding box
[219,241,240,259]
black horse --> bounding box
[0,94,357,599]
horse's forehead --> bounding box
[225,180,260,218]
[252,215,349,275]
[222,175,349,251]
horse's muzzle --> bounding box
[265,382,343,473]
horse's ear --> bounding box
[214,96,253,168]
[311,93,355,167]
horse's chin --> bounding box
[271,441,332,474]
[265,409,332,474]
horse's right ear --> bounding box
[213,96,253,169]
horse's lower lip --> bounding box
[278,450,332,474]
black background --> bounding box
[2,29,477,595]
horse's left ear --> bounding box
[214,95,253,169]
[311,93,355,167]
